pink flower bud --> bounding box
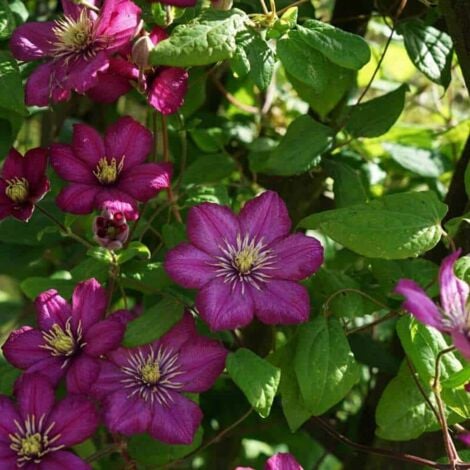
[131,34,154,70]
[93,209,129,250]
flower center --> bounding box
[234,248,258,274]
[140,361,161,385]
[41,319,83,360]
[93,157,124,185]
[20,433,42,458]
[5,177,29,203]
[52,10,94,58]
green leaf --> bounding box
[226,348,281,418]
[21,277,75,300]
[375,361,439,440]
[299,191,447,259]
[150,9,248,66]
[116,241,151,265]
[397,19,453,88]
[182,153,236,185]
[123,298,185,347]
[86,247,113,264]
[121,261,171,294]
[297,20,371,70]
[294,316,360,415]
[455,255,470,283]
[261,115,333,176]
[0,51,26,115]
[441,366,470,389]
[345,85,407,138]
[0,0,15,39]
[162,222,186,249]
[0,360,21,395]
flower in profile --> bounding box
[164,191,323,331]
[92,313,227,444]
[0,148,49,222]
[50,116,171,219]
[86,27,188,115]
[0,373,98,468]
[2,278,127,393]
[10,0,141,106]
[395,250,470,359]
[93,207,129,250]
[236,452,303,470]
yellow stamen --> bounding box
[52,10,93,57]
[5,177,29,203]
[43,324,75,356]
[19,433,42,457]
[234,248,258,274]
[93,157,124,185]
[140,361,161,385]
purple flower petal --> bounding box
[0,396,21,441]
[103,391,151,435]
[65,356,101,394]
[148,67,188,115]
[26,356,66,386]
[196,278,254,331]
[47,395,98,446]
[83,317,125,357]
[2,327,49,369]
[1,148,24,179]
[118,162,171,201]
[451,330,470,361]
[239,191,291,245]
[66,52,109,93]
[269,233,323,281]
[252,280,310,325]
[14,374,55,420]
[25,62,70,106]
[95,187,139,220]
[72,123,105,167]
[40,450,91,470]
[157,313,196,352]
[439,251,469,326]
[56,184,98,214]
[164,242,216,289]
[187,203,240,256]
[458,433,470,447]
[50,144,95,184]
[149,392,202,444]
[104,116,153,170]
[11,203,35,222]
[177,337,227,393]
[265,452,303,470]
[86,69,131,103]
[91,361,122,399]
[10,21,56,60]
[35,289,72,330]
[395,279,443,330]
[0,442,16,467]
[23,147,48,189]
[71,278,107,331]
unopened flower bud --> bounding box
[132,34,154,70]
[93,209,129,250]
[211,0,233,10]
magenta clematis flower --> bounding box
[236,452,303,470]
[86,27,188,115]
[91,313,227,444]
[50,116,171,219]
[0,148,49,222]
[395,250,470,359]
[2,279,127,393]
[164,191,324,331]
[10,0,141,106]
[0,373,98,469]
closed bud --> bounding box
[132,34,154,70]
[93,209,129,250]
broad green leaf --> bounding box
[0,51,26,115]
[294,316,360,415]
[261,115,333,176]
[162,222,186,249]
[150,9,248,66]
[297,20,371,70]
[0,0,15,39]
[182,153,236,185]
[121,261,172,294]
[455,255,470,283]
[346,85,407,138]
[397,19,453,88]
[299,191,447,259]
[21,277,75,300]
[116,241,151,265]
[375,361,439,440]
[0,360,21,395]
[86,247,113,264]
[441,366,470,389]
[70,258,109,283]
[123,298,184,347]
[227,348,281,418]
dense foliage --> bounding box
[0,0,469,468]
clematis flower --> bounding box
[2,278,127,393]
[0,373,98,469]
[91,313,227,444]
[395,250,470,359]
[10,0,141,106]
[164,191,324,331]
[50,116,171,219]
[93,207,129,250]
[0,148,49,222]
[236,452,303,470]
[86,27,188,115]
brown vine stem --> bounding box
[85,444,118,463]
[346,310,398,336]
[211,76,259,114]
[311,416,469,469]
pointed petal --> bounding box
[2,327,49,369]
[196,278,254,331]
[0,397,21,442]
[0,442,16,466]
[56,184,98,214]
[148,67,188,115]
[10,21,56,60]
[104,116,153,169]
[1,148,24,179]
[22,147,48,189]
[83,318,125,356]
[71,278,106,331]
[187,203,240,256]
[239,191,291,245]
[50,144,95,184]
[395,279,443,330]
[451,330,470,361]
[65,356,101,394]
[72,123,105,166]
[164,242,216,289]
[252,280,310,325]
[91,360,122,399]
[26,356,66,386]
[94,188,139,220]
[35,289,72,330]
[14,374,55,420]
[149,392,202,444]
[11,203,35,222]
[265,452,303,470]
[40,451,91,470]
[86,70,131,103]
[66,52,109,93]
[25,62,70,107]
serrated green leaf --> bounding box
[227,348,280,418]
[150,9,248,66]
[299,191,447,259]
[294,316,360,415]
